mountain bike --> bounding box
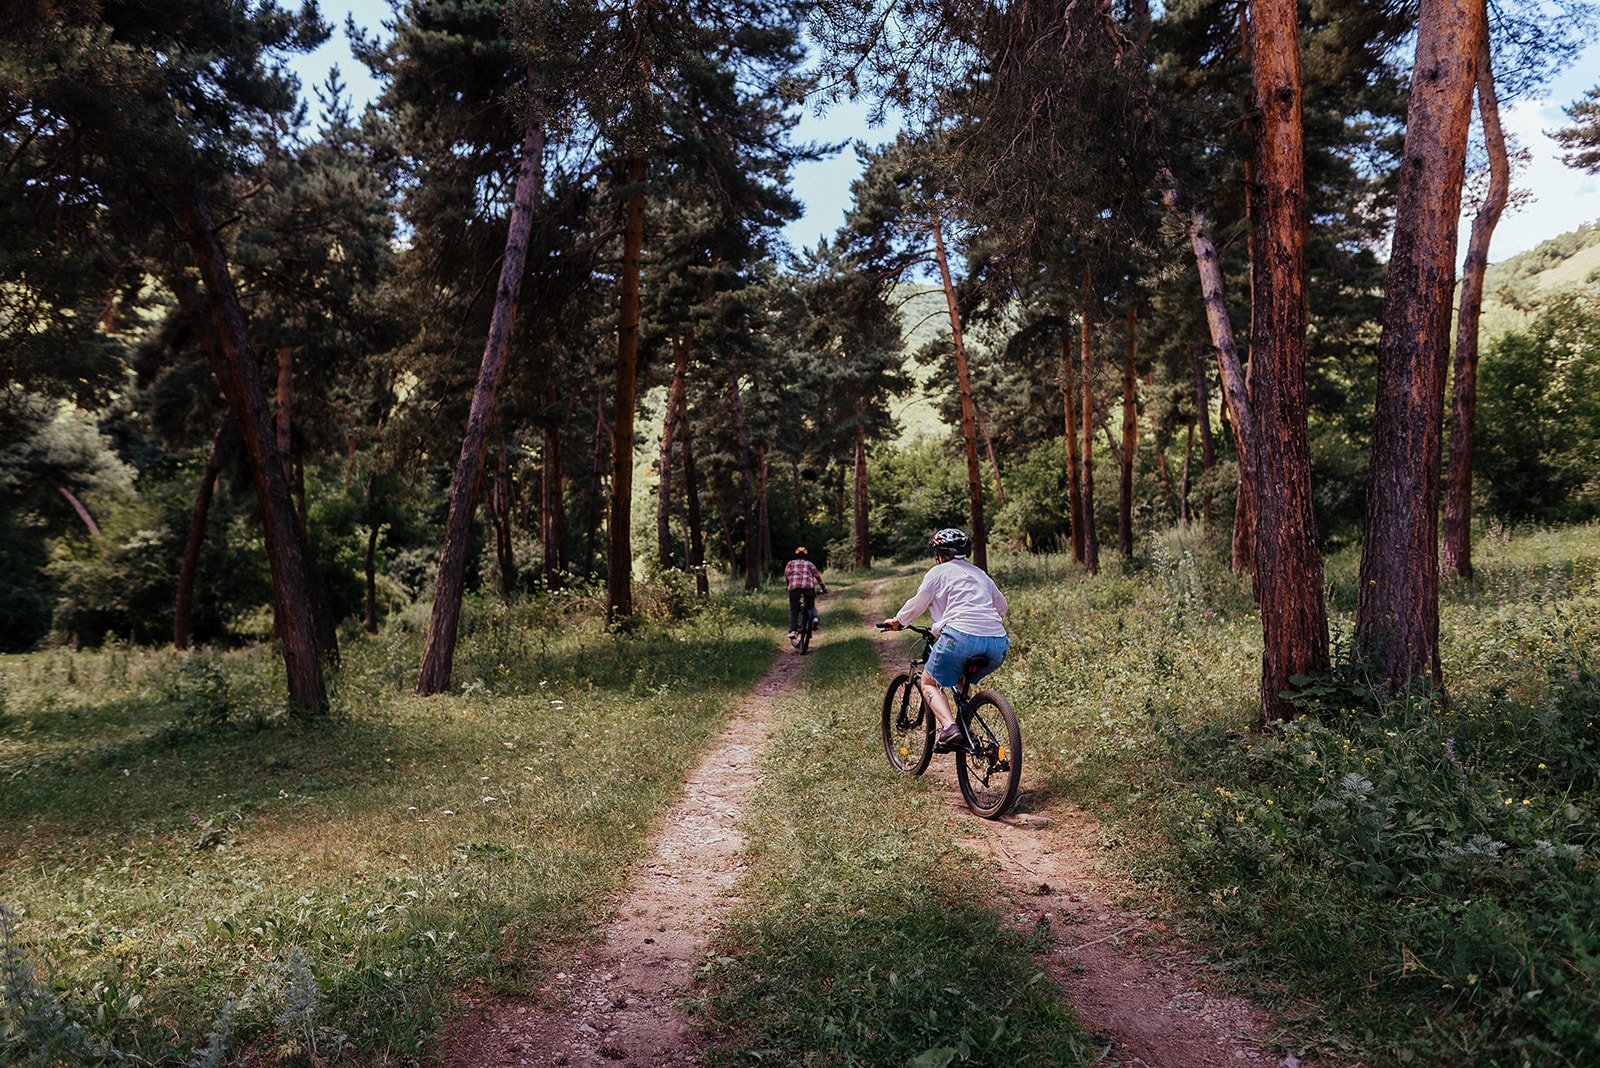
[876,623,1022,818]
[791,591,820,655]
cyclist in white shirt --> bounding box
[878,528,1010,752]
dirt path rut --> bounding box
[869,576,1297,1068]
[436,642,809,1068]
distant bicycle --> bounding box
[877,623,1022,818]
[795,604,819,655]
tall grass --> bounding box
[986,523,1600,1066]
[0,578,782,1065]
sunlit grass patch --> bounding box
[698,584,1090,1067]
[0,583,783,1065]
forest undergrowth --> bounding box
[988,523,1600,1067]
[0,574,780,1065]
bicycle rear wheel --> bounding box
[956,691,1022,818]
[881,672,934,775]
[798,617,812,655]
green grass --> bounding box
[696,579,1091,1067]
[0,580,783,1065]
[976,523,1600,1067]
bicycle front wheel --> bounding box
[881,673,934,775]
[956,690,1022,818]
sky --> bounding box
[290,3,1599,264]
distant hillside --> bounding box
[1480,220,1600,339]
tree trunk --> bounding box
[1158,169,1256,574]
[1247,0,1330,720]
[363,472,381,634]
[1441,25,1508,581]
[1357,0,1484,689]
[1156,436,1180,520]
[674,338,709,595]
[1062,327,1086,563]
[729,369,760,590]
[275,347,293,493]
[173,185,331,712]
[658,337,685,570]
[1118,305,1138,556]
[491,423,517,601]
[1193,342,1217,525]
[1079,286,1100,575]
[415,125,544,695]
[930,210,987,569]
[854,419,870,568]
[607,154,646,622]
[175,418,229,649]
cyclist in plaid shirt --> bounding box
[784,547,828,641]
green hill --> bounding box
[1480,220,1600,339]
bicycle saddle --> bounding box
[963,655,990,675]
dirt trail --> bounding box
[436,641,810,1068]
[869,576,1298,1068]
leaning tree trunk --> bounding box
[1062,327,1086,564]
[730,370,761,590]
[415,125,544,694]
[931,210,987,569]
[607,154,647,622]
[657,337,685,570]
[1159,170,1256,574]
[1118,305,1139,556]
[1248,0,1330,721]
[1357,0,1484,689]
[854,419,870,568]
[174,185,332,712]
[674,336,709,595]
[1079,285,1100,575]
[175,418,230,649]
[1441,23,1508,581]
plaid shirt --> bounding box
[784,558,821,590]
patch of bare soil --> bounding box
[434,641,810,1068]
[868,576,1304,1068]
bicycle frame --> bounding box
[897,624,981,751]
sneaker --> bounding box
[933,723,964,753]
[788,630,797,640]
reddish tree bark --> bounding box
[1118,305,1139,556]
[1248,0,1330,720]
[54,486,101,539]
[275,347,293,491]
[1192,342,1217,525]
[1079,286,1100,575]
[930,210,987,569]
[174,185,332,711]
[607,154,647,621]
[974,402,1005,508]
[1442,26,1508,580]
[1358,0,1485,688]
[673,338,709,595]
[175,418,229,649]
[415,125,545,694]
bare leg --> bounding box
[918,670,955,730]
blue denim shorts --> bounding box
[924,627,1009,688]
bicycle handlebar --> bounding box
[876,622,935,640]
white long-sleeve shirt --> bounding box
[894,559,1009,637]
